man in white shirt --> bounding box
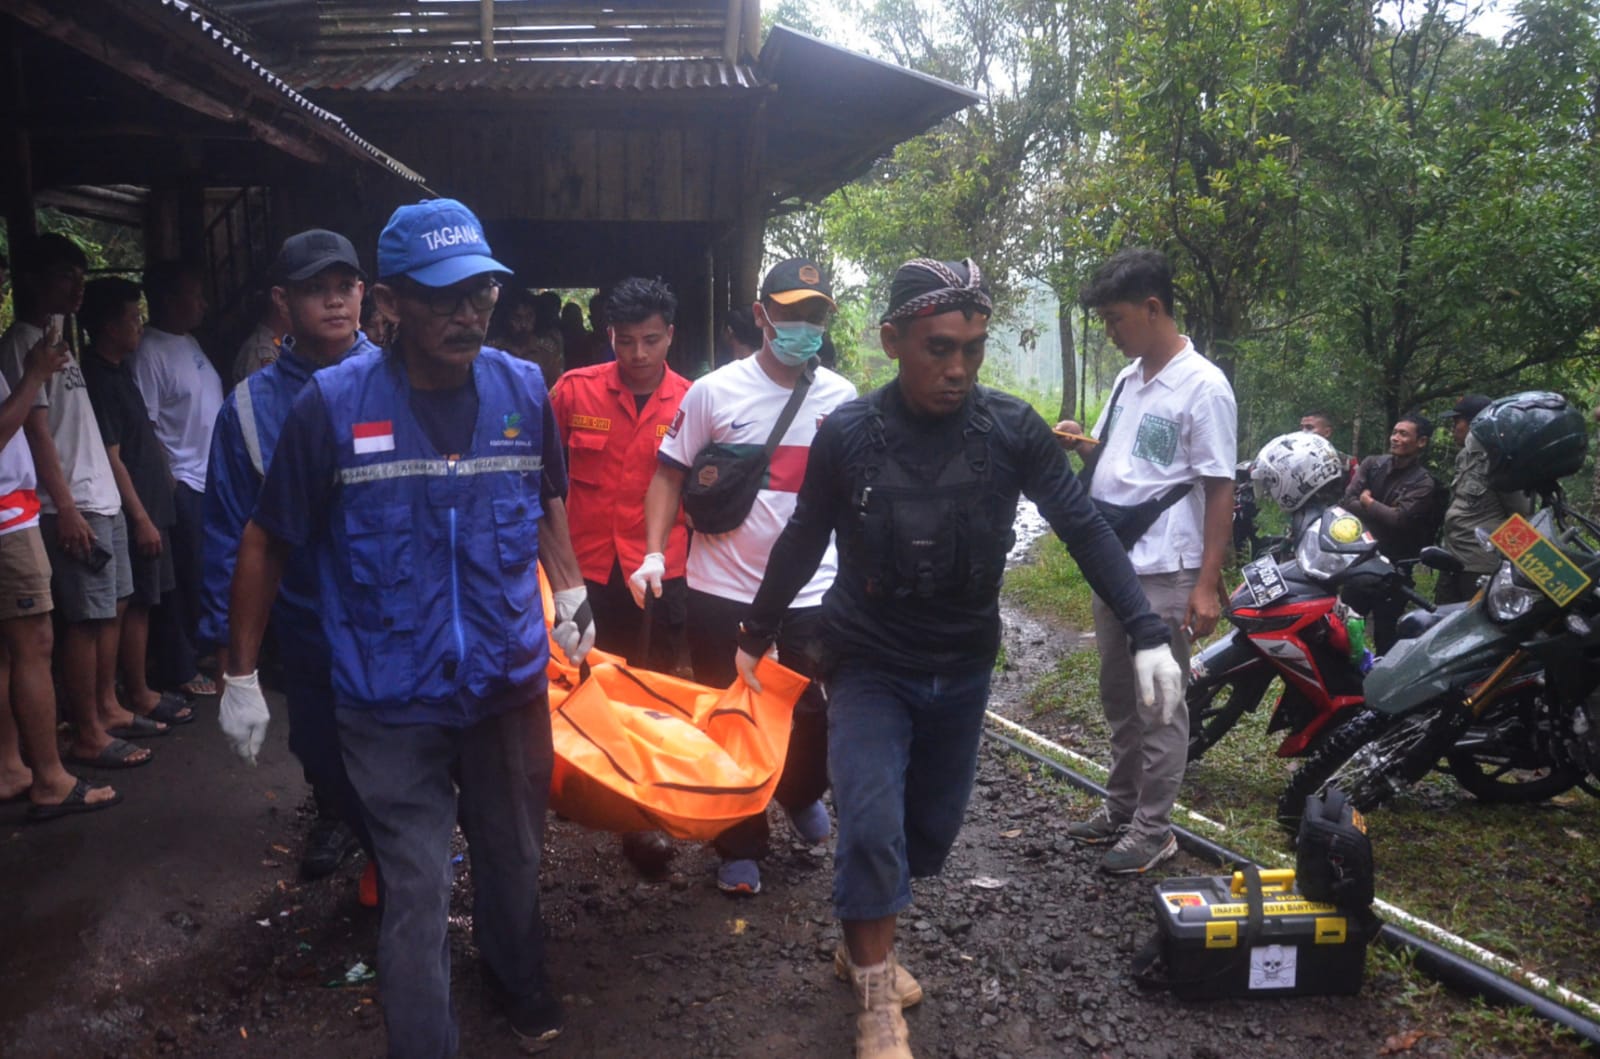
[1,234,156,770]
[134,260,223,696]
[632,259,857,897]
[1057,248,1237,875]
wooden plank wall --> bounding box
[360,117,739,226]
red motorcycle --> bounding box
[1186,504,1437,762]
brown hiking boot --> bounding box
[850,953,914,1059]
[834,942,923,1007]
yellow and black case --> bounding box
[1152,869,1377,999]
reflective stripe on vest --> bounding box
[234,378,265,478]
[336,454,544,485]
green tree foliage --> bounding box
[773,0,1600,464]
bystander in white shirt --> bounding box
[1088,338,1237,576]
[133,326,223,492]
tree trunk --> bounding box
[1057,300,1077,423]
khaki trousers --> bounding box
[1091,569,1195,837]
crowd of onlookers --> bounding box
[0,235,232,820]
[0,231,624,827]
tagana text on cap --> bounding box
[274,229,365,284]
[377,198,512,288]
[761,257,835,307]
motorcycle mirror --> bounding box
[1418,545,1465,575]
[1567,614,1592,637]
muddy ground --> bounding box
[6,606,1541,1059]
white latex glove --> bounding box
[220,670,270,764]
[1134,646,1184,726]
[553,586,597,666]
[628,552,666,608]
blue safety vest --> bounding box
[313,347,551,725]
[198,334,378,663]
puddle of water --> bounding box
[1007,499,1050,566]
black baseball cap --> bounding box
[273,229,365,283]
[760,257,835,308]
[1443,394,1493,421]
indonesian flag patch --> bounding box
[352,420,395,455]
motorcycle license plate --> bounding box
[1241,555,1288,607]
[1488,514,1593,606]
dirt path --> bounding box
[2,655,1484,1058]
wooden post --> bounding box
[722,0,742,63]
[480,0,495,61]
[705,239,717,370]
[741,0,760,62]
[733,103,766,307]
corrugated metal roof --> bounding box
[158,0,426,183]
[282,56,759,95]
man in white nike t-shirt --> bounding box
[632,259,856,897]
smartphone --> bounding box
[83,538,112,573]
[45,314,64,348]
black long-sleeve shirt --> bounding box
[743,381,1170,673]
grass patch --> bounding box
[1004,536,1098,629]
[1001,544,1600,1052]
[1023,649,1099,718]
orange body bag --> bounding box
[541,574,806,839]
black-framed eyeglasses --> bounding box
[401,277,501,317]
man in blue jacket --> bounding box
[199,229,377,880]
[220,199,594,1057]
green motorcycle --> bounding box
[1277,392,1600,827]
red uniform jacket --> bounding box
[550,362,691,583]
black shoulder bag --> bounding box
[1079,375,1194,551]
[682,364,815,535]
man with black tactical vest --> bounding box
[731,258,1180,1059]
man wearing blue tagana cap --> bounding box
[220,198,592,1055]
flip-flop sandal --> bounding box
[68,737,152,770]
[179,674,218,696]
[143,693,195,726]
[26,778,122,822]
[107,714,170,740]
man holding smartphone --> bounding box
[0,234,153,770]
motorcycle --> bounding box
[1232,460,1262,561]
[1186,503,1436,763]
[1276,496,1600,826]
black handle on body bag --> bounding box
[682,364,815,535]
[1079,375,1194,551]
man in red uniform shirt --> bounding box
[549,277,690,671]
[550,277,691,876]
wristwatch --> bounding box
[736,619,778,658]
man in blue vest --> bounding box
[220,199,594,1056]
[199,229,377,881]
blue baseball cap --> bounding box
[377,198,511,288]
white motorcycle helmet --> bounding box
[1251,432,1345,513]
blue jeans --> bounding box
[827,660,993,921]
[338,703,554,1059]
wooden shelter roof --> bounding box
[209,0,751,63]
[278,55,758,94]
[0,0,426,185]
